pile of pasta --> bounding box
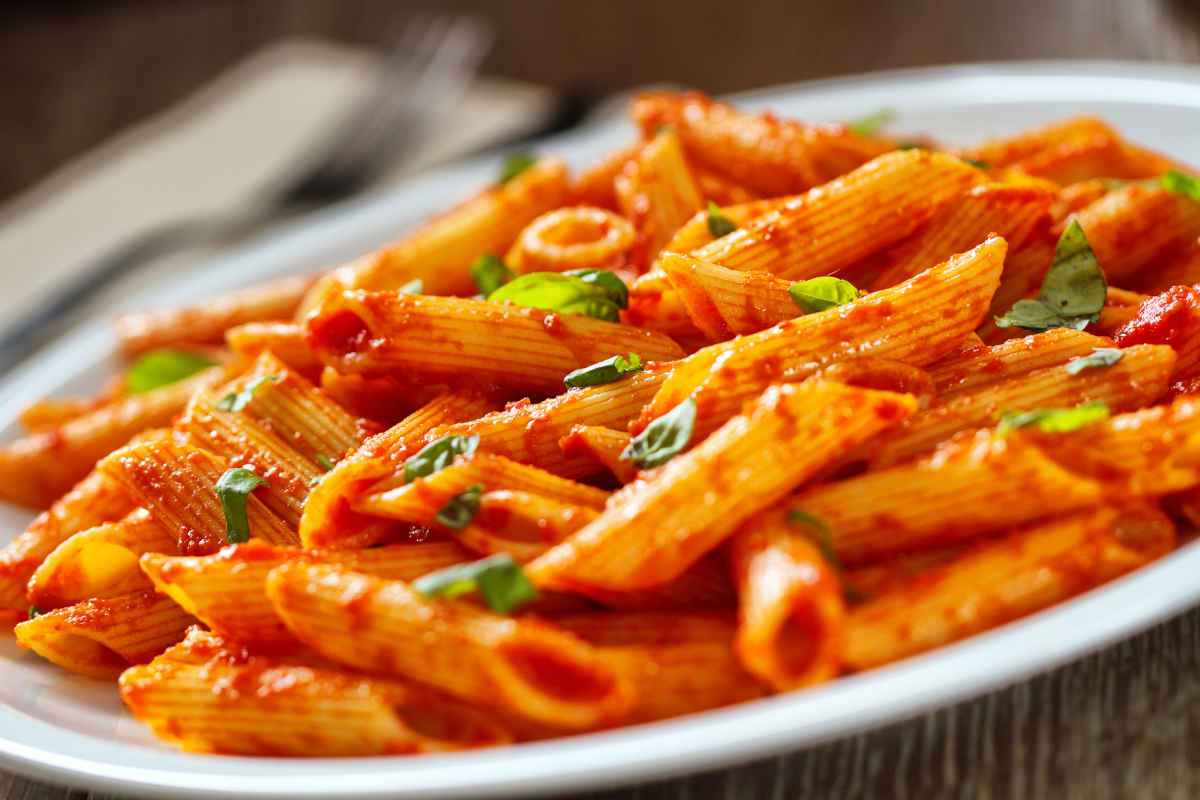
[3,91,1200,757]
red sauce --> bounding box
[179,527,223,556]
[1114,285,1200,348]
[500,642,616,702]
[308,309,371,355]
[542,313,567,337]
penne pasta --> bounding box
[225,321,324,378]
[558,425,637,484]
[614,129,705,266]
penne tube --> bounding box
[614,129,705,266]
[528,381,918,593]
[301,390,496,549]
[581,553,736,612]
[977,233,1055,343]
[306,290,684,394]
[14,590,195,680]
[569,144,639,210]
[1069,183,1200,284]
[637,237,1005,439]
[357,452,609,528]
[0,365,230,510]
[455,491,597,563]
[692,164,761,205]
[843,505,1176,670]
[631,91,894,195]
[555,612,766,722]
[98,436,298,552]
[963,116,1167,172]
[927,328,1111,398]
[870,184,1053,290]
[266,563,636,729]
[505,206,637,274]
[117,274,317,356]
[729,511,846,690]
[1050,179,1112,222]
[0,470,133,619]
[1136,242,1200,294]
[867,342,1175,467]
[654,197,792,259]
[1093,288,1148,337]
[120,628,511,755]
[225,321,324,378]
[558,425,637,484]
[19,395,115,433]
[660,252,797,340]
[28,508,174,610]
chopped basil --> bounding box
[436,484,483,530]
[27,605,42,620]
[847,108,896,137]
[126,349,216,394]
[1064,347,1124,376]
[998,402,1110,434]
[488,270,629,322]
[399,278,423,294]
[706,201,738,237]
[1162,170,1200,202]
[788,510,841,569]
[314,453,335,472]
[964,158,990,170]
[563,353,643,389]
[471,254,515,295]
[216,375,280,413]
[216,467,268,544]
[498,153,537,184]
[789,277,862,313]
[413,553,538,613]
[403,435,480,484]
[995,220,1107,332]
[621,397,696,469]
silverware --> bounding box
[0,14,492,373]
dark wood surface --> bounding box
[5,0,1200,797]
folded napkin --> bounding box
[0,38,554,344]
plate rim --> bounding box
[4,58,1200,799]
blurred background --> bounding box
[5,0,1200,201]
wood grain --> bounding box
[4,0,1200,798]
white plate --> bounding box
[3,60,1200,799]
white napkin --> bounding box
[0,38,554,343]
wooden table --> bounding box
[3,0,1200,797]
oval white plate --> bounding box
[3,61,1200,799]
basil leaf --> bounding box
[964,158,990,170]
[488,271,628,322]
[707,201,738,237]
[27,605,42,619]
[847,108,895,137]
[399,278,423,294]
[563,353,643,389]
[1064,347,1124,376]
[413,553,538,614]
[789,277,862,313]
[621,397,696,469]
[498,153,537,184]
[995,220,1106,331]
[216,467,268,544]
[1161,170,1200,203]
[403,435,480,484]
[563,269,629,310]
[788,510,841,569]
[216,375,280,413]
[471,254,515,295]
[998,402,1110,434]
[314,453,335,472]
[126,349,216,394]
[436,484,483,530]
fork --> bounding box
[0,14,492,374]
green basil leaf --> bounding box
[399,278,423,294]
[314,453,335,472]
[488,272,627,321]
[998,402,1110,434]
[27,605,42,619]
[435,484,483,530]
[498,153,538,184]
[1064,347,1124,376]
[126,349,216,394]
[621,397,696,469]
[216,375,280,413]
[413,553,538,614]
[788,509,841,569]
[216,467,268,544]
[471,254,515,296]
[1161,170,1200,203]
[403,435,480,484]
[847,108,895,137]
[789,277,862,313]
[563,269,629,309]
[995,220,1106,331]
[706,201,738,237]
[563,353,643,389]
[964,158,990,170]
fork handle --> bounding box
[0,213,260,374]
